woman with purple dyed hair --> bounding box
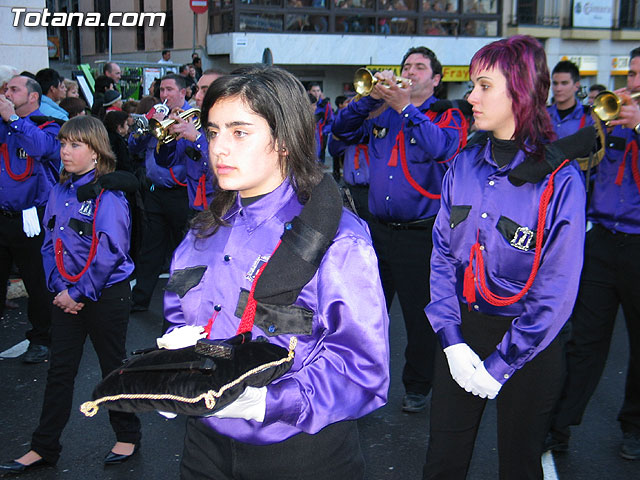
[423,35,588,478]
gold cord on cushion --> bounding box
[80,337,298,417]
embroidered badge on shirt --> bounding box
[372,125,388,139]
[78,200,94,217]
[410,137,417,145]
[510,226,534,251]
[16,148,27,159]
[245,255,270,282]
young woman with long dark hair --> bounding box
[163,66,390,480]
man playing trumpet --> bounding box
[128,74,192,314]
[332,46,467,413]
[166,69,225,214]
[545,46,640,461]
[0,75,60,363]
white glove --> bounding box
[157,411,178,419]
[443,343,482,389]
[156,325,207,349]
[212,386,267,422]
[22,206,41,237]
[464,362,503,399]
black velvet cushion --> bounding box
[80,339,295,417]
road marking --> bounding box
[542,451,559,480]
[0,339,29,358]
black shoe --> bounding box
[620,432,640,460]
[402,393,427,413]
[22,344,49,364]
[542,432,569,453]
[0,458,52,475]
[130,304,148,313]
[104,444,139,465]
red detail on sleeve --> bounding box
[615,141,640,195]
[169,167,187,187]
[193,173,208,209]
[354,144,369,170]
[396,129,440,199]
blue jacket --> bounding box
[42,170,134,302]
[0,110,60,211]
[332,95,466,222]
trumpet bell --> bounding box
[354,68,376,96]
[592,90,640,122]
[149,108,201,144]
[592,91,622,122]
[353,68,412,97]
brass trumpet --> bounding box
[592,90,640,122]
[149,108,201,144]
[353,68,412,97]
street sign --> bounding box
[190,0,208,14]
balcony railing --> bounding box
[208,0,502,37]
[508,14,559,27]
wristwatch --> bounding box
[634,122,640,135]
[8,114,19,123]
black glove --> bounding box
[428,99,473,117]
[508,126,597,186]
[76,171,140,202]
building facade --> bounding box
[13,1,640,102]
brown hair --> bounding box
[58,116,116,183]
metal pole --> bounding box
[193,13,196,55]
[108,26,112,61]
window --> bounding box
[137,0,145,50]
[163,0,174,49]
[94,0,109,53]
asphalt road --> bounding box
[1,283,638,479]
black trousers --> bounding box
[551,224,640,437]
[346,184,373,225]
[31,281,141,463]
[0,209,52,345]
[132,186,190,308]
[368,218,436,396]
[180,418,365,480]
[424,308,564,480]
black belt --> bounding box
[376,216,435,230]
[0,209,21,219]
[594,223,640,237]
[153,184,185,191]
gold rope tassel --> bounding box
[80,336,297,418]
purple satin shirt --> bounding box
[426,139,585,384]
[164,179,390,445]
[332,95,464,222]
[41,170,134,302]
[588,125,640,234]
[0,110,60,211]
